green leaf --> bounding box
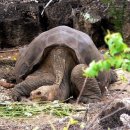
[84,31,130,78]
[69,118,78,125]
[102,60,111,70]
[83,67,98,78]
[115,59,123,68]
[127,64,130,72]
[121,62,128,70]
[63,127,68,130]
[96,61,103,70]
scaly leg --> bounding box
[71,64,102,103]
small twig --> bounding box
[86,81,130,130]
[41,0,53,16]
[76,78,87,104]
[103,3,110,12]
[63,96,73,103]
[49,121,56,130]
[0,49,19,53]
[75,109,88,112]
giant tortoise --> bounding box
[12,26,117,103]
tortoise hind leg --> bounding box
[110,69,118,84]
[71,64,102,103]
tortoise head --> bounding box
[30,85,58,101]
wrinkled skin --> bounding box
[11,26,117,103]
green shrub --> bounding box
[84,31,130,78]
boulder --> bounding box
[0,0,130,48]
[0,0,42,48]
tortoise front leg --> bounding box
[11,74,55,101]
[71,64,102,103]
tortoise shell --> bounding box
[15,26,109,89]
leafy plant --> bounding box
[0,101,74,118]
[63,117,78,130]
[84,31,130,78]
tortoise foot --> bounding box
[79,95,101,103]
[11,90,22,101]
